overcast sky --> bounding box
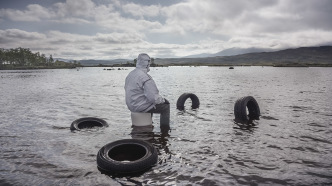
[1,0,332,60]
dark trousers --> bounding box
[147,103,170,127]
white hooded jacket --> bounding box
[124,53,164,112]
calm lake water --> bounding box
[1,66,332,185]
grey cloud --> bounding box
[78,45,93,50]
[0,0,96,23]
[94,33,144,44]
[0,29,46,43]
[239,0,332,34]
[0,0,332,59]
[53,0,95,18]
[122,3,160,18]
[30,47,57,52]
[160,0,332,36]
[48,38,73,45]
[61,51,82,56]
[98,50,123,56]
[284,0,332,30]
[0,4,51,21]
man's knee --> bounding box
[149,103,169,114]
[157,103,169,109]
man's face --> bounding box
[144,58,151,72]
[147,59,151,66]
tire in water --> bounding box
[176,93,200,110]
[97,139,158,175]
[70,117,108,131]
[234,96,260,123]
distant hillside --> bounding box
[155,46,332,66]
[79,59,129,66]
[213,47,274,57]
[72,46,332,67]
[185,47,274,58]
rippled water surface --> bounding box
[1,67,332,185]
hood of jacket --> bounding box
[136,53,150,72]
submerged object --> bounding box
[131,112,152,126]
[234,96,260,124]
[176,93,200,110]
[229,67,234,69]
[70,117,108,131]
[97,139,158,175]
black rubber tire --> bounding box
[234,96,260,123]
[70,117,108,131]
[176,93,200,110]
[97,139,158,175]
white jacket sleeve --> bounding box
[144,79,164,105]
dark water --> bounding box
[1,66,332,185]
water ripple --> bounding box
[1,67,332,185]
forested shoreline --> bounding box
[0,47,81,70]
[2,46,331,69]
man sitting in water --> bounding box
[124,53,170,127]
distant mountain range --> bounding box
[59,46,332,66]
[155,46,332,66]
[184,47,275,58]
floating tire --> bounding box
[97,139,158,175]
[176,93,200,110]
[70,117,108,131]
[234,96,260,124]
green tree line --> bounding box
[0,47,80,69]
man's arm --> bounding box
[144,79,165,104]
